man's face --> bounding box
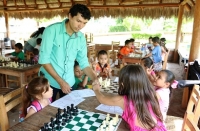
[68,13,89,32]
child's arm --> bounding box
[25,108,36,119]
[79,75,88,87]
[161,46,167,54]
[5,53,11,56]
[145,52,152,57]
[92,83,124,109]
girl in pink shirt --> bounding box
[20,77,53,121]
[153,70,177,121]
[93,65,167,131]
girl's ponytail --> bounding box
[21,85,32,116]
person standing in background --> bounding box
[24,27,45,54]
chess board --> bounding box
[40,108,121,131]
[100,81,119,94]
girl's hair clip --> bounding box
[171,80,178,89]
[26,85,28,89]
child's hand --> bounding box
[146,65,154,75]
[92,61,96,70]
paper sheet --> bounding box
[69,89,95,98]
[50,95,85,109]
[95,104,123,116]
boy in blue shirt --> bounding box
[145,37,162,72]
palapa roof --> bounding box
[0,0,196,19]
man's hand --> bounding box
[92,79,100,91]
[59,80,71,94]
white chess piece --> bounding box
[102,120,106,128]
[99,77,103,84]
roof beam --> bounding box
[189,0,195,6]
[1,3,180,12]
[181,0,190,5]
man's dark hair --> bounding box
[69,4,91,20]
[152,37,160,43]
[15,43,23,49]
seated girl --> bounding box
[20,77,53,121]
[92,65,167,131]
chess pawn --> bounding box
[115,114,119,122]
[102,120,106,128]
[113,118,117,125]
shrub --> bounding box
[131,33,162,39]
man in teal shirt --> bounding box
[39,4,98,101]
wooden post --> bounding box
[182,0,200,108]
[4,12,9,38]
[173,5,184,62]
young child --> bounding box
[153,70,177,121]
[21,77,53,121]
[32,48,39,64]
[160,38,168,65]
[118,39,133,59]
[72,61,90,90]
[93,65,167,131]
[5,43,24,61]
[146,36,153,51]
[93,50,112,78]
[129,38,135,50]
[35,38,42,51]
[145,37,162,72]
[141,57,156,84]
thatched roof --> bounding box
[0,0,196,19]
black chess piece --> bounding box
[58,108,61,113]
[62,119,66,126]
[44,123,48,130]
[56,124,61,130]
[40,127,45,131]
[50,117,54,127]
[69,111,73,119]
[71,104,74,110]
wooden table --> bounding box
[122,53,143,64]
[8,96,129,131]
[0,64,41,87]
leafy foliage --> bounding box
[131,33,162,39]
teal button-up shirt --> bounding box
[38,19,89,89]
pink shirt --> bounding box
[122,96,167,131]
[156,88,170,120]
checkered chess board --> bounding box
[40,109,121,131]
[100,81,119,94]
